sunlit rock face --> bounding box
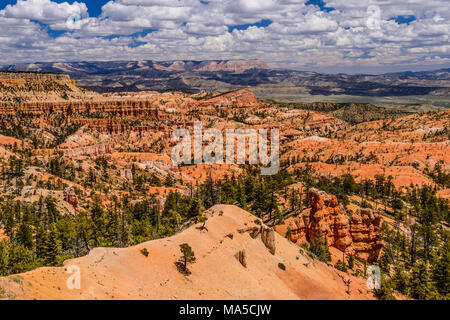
[286,188,383,262]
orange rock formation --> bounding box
[63,144,113,159]
[286,188,382,262]
[0,100,160,117]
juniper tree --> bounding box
[179,243,196,273]
[197,215,208,232]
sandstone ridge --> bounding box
[0,205,375,300]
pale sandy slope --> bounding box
[0,205,376,300]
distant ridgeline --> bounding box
[1,61,449,96]
[283,101,410,125]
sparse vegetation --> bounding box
[176,243,196,275]
[140,248,149,257]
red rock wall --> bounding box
[72,118,159,135]
[286,188,382,262]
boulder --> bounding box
[261,227,276,255]
[235,249,247,268]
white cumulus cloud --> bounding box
[0,0,448,73]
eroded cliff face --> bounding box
[286,188,383,262]
[0,100,161,117]
[63,143,113,160]
[0,72,164,117]
[73,118,161,135]
[194,89,263,107]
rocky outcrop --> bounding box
[63,144,113,159]
[285,188,382,262]
[193,89,262,108]
[74,118,159,135]
[305,118,347,135]
[0,100,160,117]
[306,188,353,251]
[239,224,277,255]
[261,226,276,255]
[120,169,133,182]
[235,249,247,268]
[287,216,308,243]
[349,208,383,261]
[63,186,78,210]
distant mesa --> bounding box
[153,60,271,73]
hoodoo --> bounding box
[284,188,383,262]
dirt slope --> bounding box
[0,205,375,300]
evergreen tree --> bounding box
[179,243,196,273]
[7,242,36,274]
[410,262,438,300]
[15,221,34,250]
[39,225,62,266]
[433,239,450,298]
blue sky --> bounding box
[0,0,448,74]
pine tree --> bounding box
[15,221,34,250]
[204,174,220,209]
[237,180,247,209]
[104,209,120,247]
[188,198,202,219]
[197,215,208,232]
[7,242,36,274]
[410,262,438,300]
[74,211,93,253]
[0,240,10,276]
[179,243,196,273]
[433,239,450,298]
[4,209,16,238]
[40,225,62,266]
[90,196,107,247]
[392,264,409,295]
